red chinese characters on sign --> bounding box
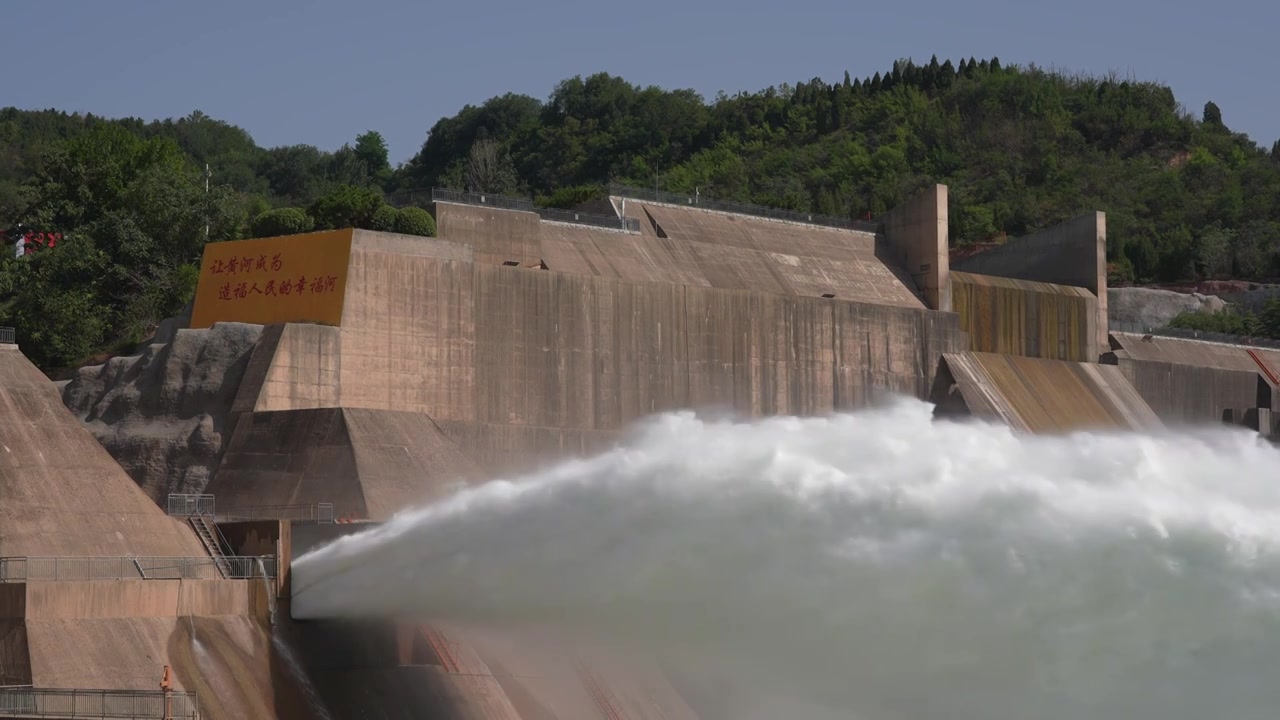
[216,274,340,302]
[210,253,284,276]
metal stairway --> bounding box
[189,513,232,578]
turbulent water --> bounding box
[292,397,1280,720]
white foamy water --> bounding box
[292,398,1280,720]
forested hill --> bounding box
[3,56,1280,371]
[406,58,1280,288]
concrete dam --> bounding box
[2,184,1279,718]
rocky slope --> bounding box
[60,322,263,503]
[1107,287,1226,334]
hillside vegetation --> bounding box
[2,56,1280,370]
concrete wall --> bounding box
[240,323,342,412]
[953,212,1108,350]
[881,184,951,311]
[613,200,926,308]
[1112,359,1265,426]
[214,409,364,512]
[17,580,269,620]
[433,202,543,267]
[216,246,965,514]
[0,346,206,557]
[332,250,965,428]
[209,407,482,522]
[1108,331,1280,425]
[952,272,1099,362]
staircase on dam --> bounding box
[188,514,232,579]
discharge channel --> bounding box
[292,397,1280,719]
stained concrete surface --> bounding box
[935,351,1161,432]
[953,212,1108,350]
[952,272,1099,362]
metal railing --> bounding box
[0,555,276,582]
[166,493,215,518]
[383,187,436,209]
[608,183,882,233]
[535,205,641,232]
[0,328,13,345]
[426,187,536,212]
[427,188,640,232]
[1147,326,1280,350]
[217,503,335,524]
[167,494,334,524]
[0,687,198,718]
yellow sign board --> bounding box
[189,229,354,329]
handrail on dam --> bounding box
[0,687,198,718]
[166,493,334,524]
[217,503,336,524]
[428,187,642,232]
[385,187,642,232]
[607,183,883,233]
[1147,326,1280,350]
[0,555,277,582]
[0,327,14,345]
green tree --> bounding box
[355,131,391,185]
[1260,297,1280,338]
[251,207,314,238]
[1202,101,1224,128]
[11,124,245,346]
[308,185,384,230]
[0,234,112,369]
[464,139,519,194]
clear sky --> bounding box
[5,0,1277,165]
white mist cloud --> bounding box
[292,398,1280,720]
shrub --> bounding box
[370,204,398,232]
[250,207,314,238]
[393,207,436,237]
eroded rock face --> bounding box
[1108,287,1227,334]
[61,322,263,502]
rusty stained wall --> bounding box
[938,351,1161,433]
[337,249,966,429]
[953,212,1108,350]
[951,272,1099,362]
